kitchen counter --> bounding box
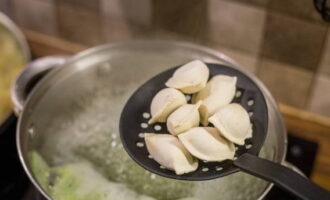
[280,104,330,190]
[23,29,330,191]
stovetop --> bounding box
[0,113,318,200]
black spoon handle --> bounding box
[234,153,330,200]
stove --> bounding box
[0,113,318,200]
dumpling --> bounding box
[167,101,202,136]
[165,60,209,94]
[208,103,252,145]
[148,88,186,124]
[192,75,237,126]
[144,133,198,175]
[178,127,235,162]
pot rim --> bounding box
[16,40,287,200]
[0,12,31,130]
[0,12,30,62]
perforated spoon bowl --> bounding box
[120,63,330,200]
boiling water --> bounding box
[26,56,274,200]
[31,79,271,200]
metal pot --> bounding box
[0,12,30,129]
[12,40,289,200]
[0,12,30,60]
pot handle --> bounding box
[11,56,68,115]
[234,153,330,200]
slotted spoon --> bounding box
[120,63,330,200]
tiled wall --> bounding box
[1,0,330,117]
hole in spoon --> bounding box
[247,99,254,106]
[201,167,209,172]
[154,125,162,131]
[136,142,144,148]
[140,123,148,129]
[235,90,242,98]
[215,166,223,171]
[142,112,150,119]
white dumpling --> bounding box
[192,75,237,126]
[165,60,209,94]
[208,103,252,145]
[144,133,198,175]
[178,127,235,162]
[167,101,202,136]
[148,88,186,124]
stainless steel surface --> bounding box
[0,12,30,126]
[15,40,287,200]
[0,12,30,62]
[11,56,68,115]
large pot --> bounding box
[0,12,30,130]
[13,41,288,200]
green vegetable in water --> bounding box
[51,162,157,200]
[29,151,51,193]
[76,131,196,200]
[29,152,156,200]
[29,88,271,200]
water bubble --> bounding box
[28,124,35,138]
[111,141,117,147]
[148,154,153,159]
[79,124,87,131]
[97,63,112,76]
[138,133,145,138]
[245,144,253,149]
[185,95,191,101]
[150,174,156,179]
[96,113,104,120]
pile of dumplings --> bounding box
[144,60,253,175]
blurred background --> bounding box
[1,0,330,116]
[1,0,330,199]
